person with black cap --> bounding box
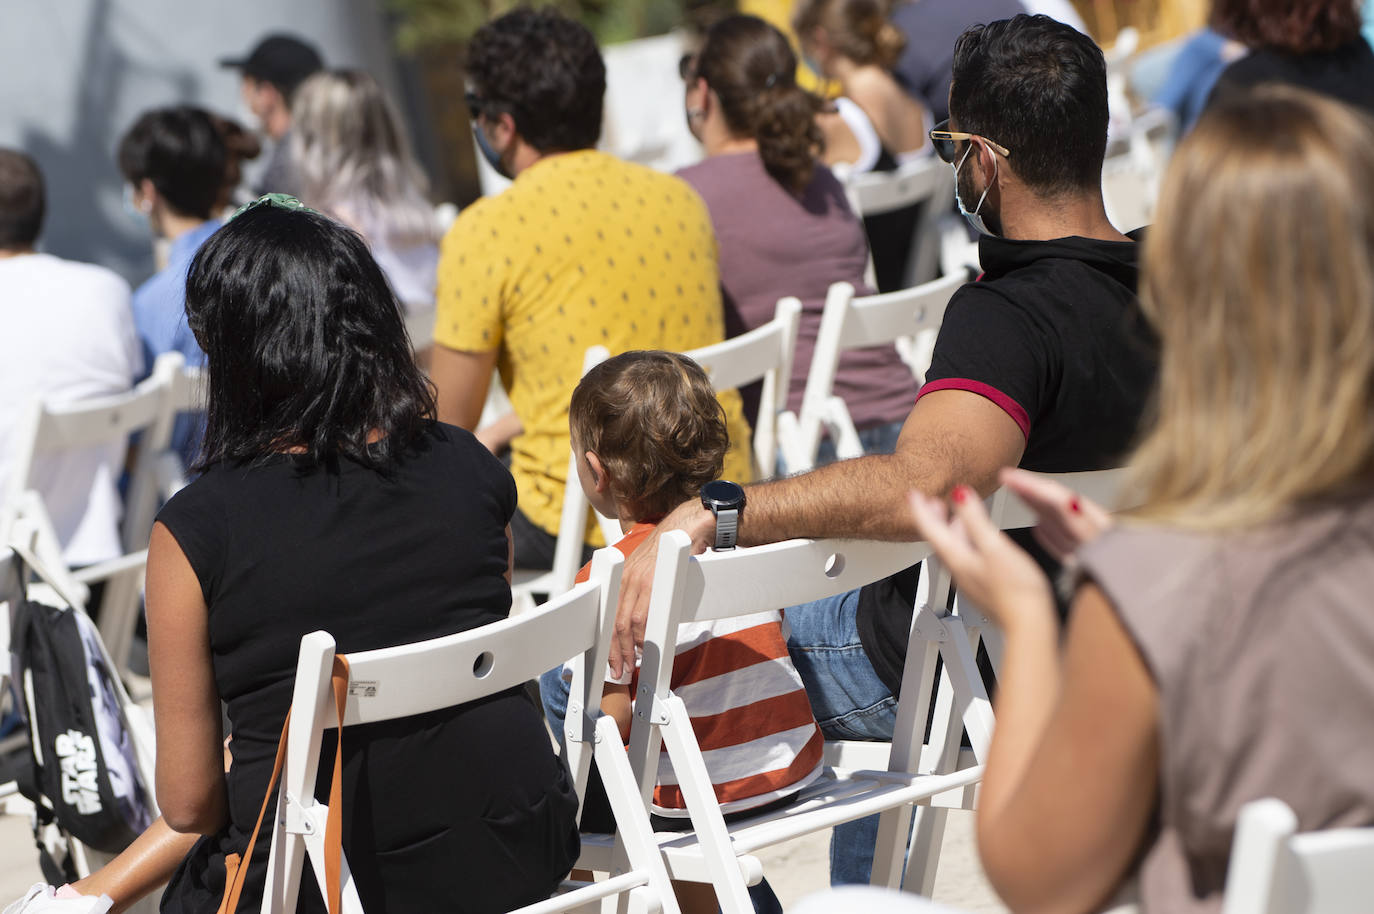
[220,33,323,195]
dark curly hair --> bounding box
[693,15,824,195]
[950,14,1107,196]
[1212,0,1362,54]
[466,8,606,153]
[186,202,435,471]
[569,351,728,521]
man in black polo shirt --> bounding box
[611,13,1157,884]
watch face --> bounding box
[700,479,745,509]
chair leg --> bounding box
[902,664,963,896]
[593,716,682,914]
[656,701,754,914]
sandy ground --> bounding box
[0,806,1006,912]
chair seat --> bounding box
[577,764,983,883]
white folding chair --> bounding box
[683,298,801,481]
[839,158,955,290]
[259,549,680,914]
[510,346,622,615]
[1222,798,1374,914]
[577,531,984,914]
[887,467,1135,895]
[0,354,181,676]
[123,358,205,551]
[777,275,964,473]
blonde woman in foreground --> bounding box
[911,85,1374,913]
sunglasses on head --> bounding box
[929,119,1011,164]
[678,53,696,81]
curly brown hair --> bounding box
[569,351,729,521]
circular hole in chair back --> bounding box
[473,651,495,678]
[824,553,845,579]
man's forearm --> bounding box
[739,451,954,545]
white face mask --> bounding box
[122,184,151,231]
[953,142,999,237]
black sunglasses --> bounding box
[678,53,696,81]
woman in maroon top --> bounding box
[675,15,917,468]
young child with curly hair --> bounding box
[564,350,823,913]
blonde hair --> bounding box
[792,0,905,70]
[1129,85,1374,530]
[289,69,436,249]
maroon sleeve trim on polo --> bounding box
[916,378,1031,441]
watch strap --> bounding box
[713,507,739,550]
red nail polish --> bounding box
[952,486,968,504]
[1069,497,1081,514]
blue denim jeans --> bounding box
[537,667,784,914]
[783,588,898,886]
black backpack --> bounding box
[6,556,154,871]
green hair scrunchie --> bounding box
[229,192,322,221]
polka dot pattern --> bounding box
[436,150,754,543]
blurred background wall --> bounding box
[0,0,426,285]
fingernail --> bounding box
[952,486,969,504]
[1069,497,1081,514]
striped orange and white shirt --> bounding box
[577,522,825,817]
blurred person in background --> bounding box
[888,0,1022,123]
[431,7,754,571]
[793,0,933,292]
[118,106,259,468]
[676,14,916,457]
[1207,0,1374,113]
[219,33,323,195]
[289,69,439,311]
[0,149,140,571]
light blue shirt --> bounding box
[131,218,219,465]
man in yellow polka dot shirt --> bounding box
[431,8,753,568]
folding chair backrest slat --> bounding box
[659,533,930,627]
[1222,797,1374,914]
[830,274,964,352]
[685,298,801,479]
[339,578,607,726]
[986,467,1133,531]
[841,157,954,287]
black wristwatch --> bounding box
[700,480,746,550]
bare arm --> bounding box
[71,818,197,913]
[145,523,226,834]
[910,491,1158,913]
[609,389,1024,676]
[430,344,497,429]
[476,411,524,455]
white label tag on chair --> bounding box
[347,680,378,698]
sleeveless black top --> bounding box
[156,422,578,913]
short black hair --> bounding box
[466,8,606,153]
[0,148,44,249]
[185,203,435,471]
[118,107,227,220]
[950,14,1108,195]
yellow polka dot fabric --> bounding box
[435,149,754,545]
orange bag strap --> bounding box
[220,655,351,914]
